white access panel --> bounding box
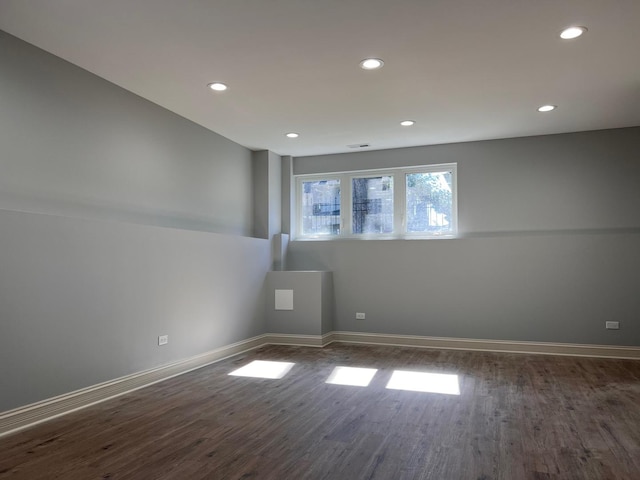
[275,289,294,310]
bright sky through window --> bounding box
[325,366,378,387]
[228,360,295,379]
[386,371,460,395]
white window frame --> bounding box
[295,163,457,240]
[296,174,343,239]
[348,171,397,238]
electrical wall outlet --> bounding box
[355,312,366,320]
[158,335,169,345]
[605,321,619,330]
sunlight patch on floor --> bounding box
[386,370,460,395]
[228,360,295,379]
[325,366,378,387]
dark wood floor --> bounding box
[1,344,640,480]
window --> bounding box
[300,178,341,237]
[295,163,456,239]
[405,170,454,235]
[352,175,394,234]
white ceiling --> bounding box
[1,0,639,157]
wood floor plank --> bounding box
[1,344,640,479]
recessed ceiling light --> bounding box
[285,132,299,138]
[400,120,416,126]
[537,105,557,112]
[208,82,228,91]
[360,58,384,70]
[560,26,587,40]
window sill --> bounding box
[292,233,458,242]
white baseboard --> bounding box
[329,331,640,359]
[264,332,334,347]
[2,331,638,438]
[0,334,269,438]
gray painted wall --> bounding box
[0,32,271,411]
[289,128,640,346]
[0,31,252,236]
[252,150,282,241]
[268,151,282,240]
[0,210,270,412]
[295,128,640,234]
[281,156,294,235]
[266,271,333,335]
[252,151,270,239]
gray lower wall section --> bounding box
[266,271,334,335]
[288,234,640,346]
[0,210,271,412]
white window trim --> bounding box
[295,163,457,240]
[296,174,343,239]
[347,171,396,238]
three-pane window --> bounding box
[296,164,456,239]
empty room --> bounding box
[1,1,639,479]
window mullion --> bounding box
[394,172,405,235]
[342,174,349,236]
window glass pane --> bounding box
[406,171,453,234]
[301,179,341,236]
[352,176,394,234]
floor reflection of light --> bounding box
[325,366,378,387]
[228,360,295,379]
[386,370,460,395]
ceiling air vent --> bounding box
[347,144,370,149]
